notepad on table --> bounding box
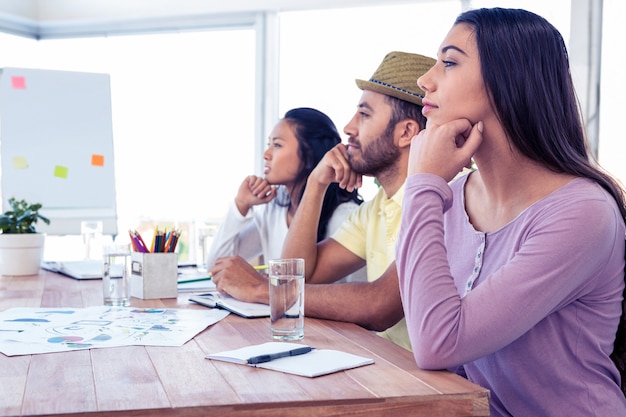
[189,292,270,318]
[41,260,116,280]
[178,280,215,293]
[206,342,374,378]
[177,270,215,292]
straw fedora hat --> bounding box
[356,51,436,106]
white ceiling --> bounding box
[0,0,421,23]
[0,0,425,39]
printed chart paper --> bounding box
[0,306,229,356]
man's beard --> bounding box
[348,122,399,177]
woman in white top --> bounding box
[208,107,366,284]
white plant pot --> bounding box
[0,233,46,276]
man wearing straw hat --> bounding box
[212,51,435,351]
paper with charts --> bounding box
[0,306,230,356]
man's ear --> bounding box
[396,119,421,149]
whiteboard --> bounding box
[0,68,117,235]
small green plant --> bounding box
[0,197,50,234]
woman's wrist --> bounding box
[234,198,251,216]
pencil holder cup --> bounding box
[130,252,178,299]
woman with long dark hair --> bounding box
[208,107,365,283]
[397,8,626,416]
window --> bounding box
[0,29,256,261]
[599,1,626,185]
[278,1,571,199]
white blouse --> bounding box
[207,198,367,283]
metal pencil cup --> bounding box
[130,252,178,299]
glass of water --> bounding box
[268,258,305,340]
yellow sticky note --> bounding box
[12,156,28,170]
[54,165,69,179]
[91,154,104,167]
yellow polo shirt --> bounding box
[331,183,410,351]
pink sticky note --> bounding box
[11,76,26,89]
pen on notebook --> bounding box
[246,346,313,364]
[178,276,212,284]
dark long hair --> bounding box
[275,107,363,242]
[456,7,626,394]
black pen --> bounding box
[246,346,313,364]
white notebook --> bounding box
[41,260,107,280]
[177,270,215,293]
[206,342,374,378]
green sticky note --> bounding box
[12,156,28,170]
[54,165,69,179]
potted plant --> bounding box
[0,197,50,276]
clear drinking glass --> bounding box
[102,244,131,306]
[268,258,305,340]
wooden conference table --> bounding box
[0,269,489,417]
